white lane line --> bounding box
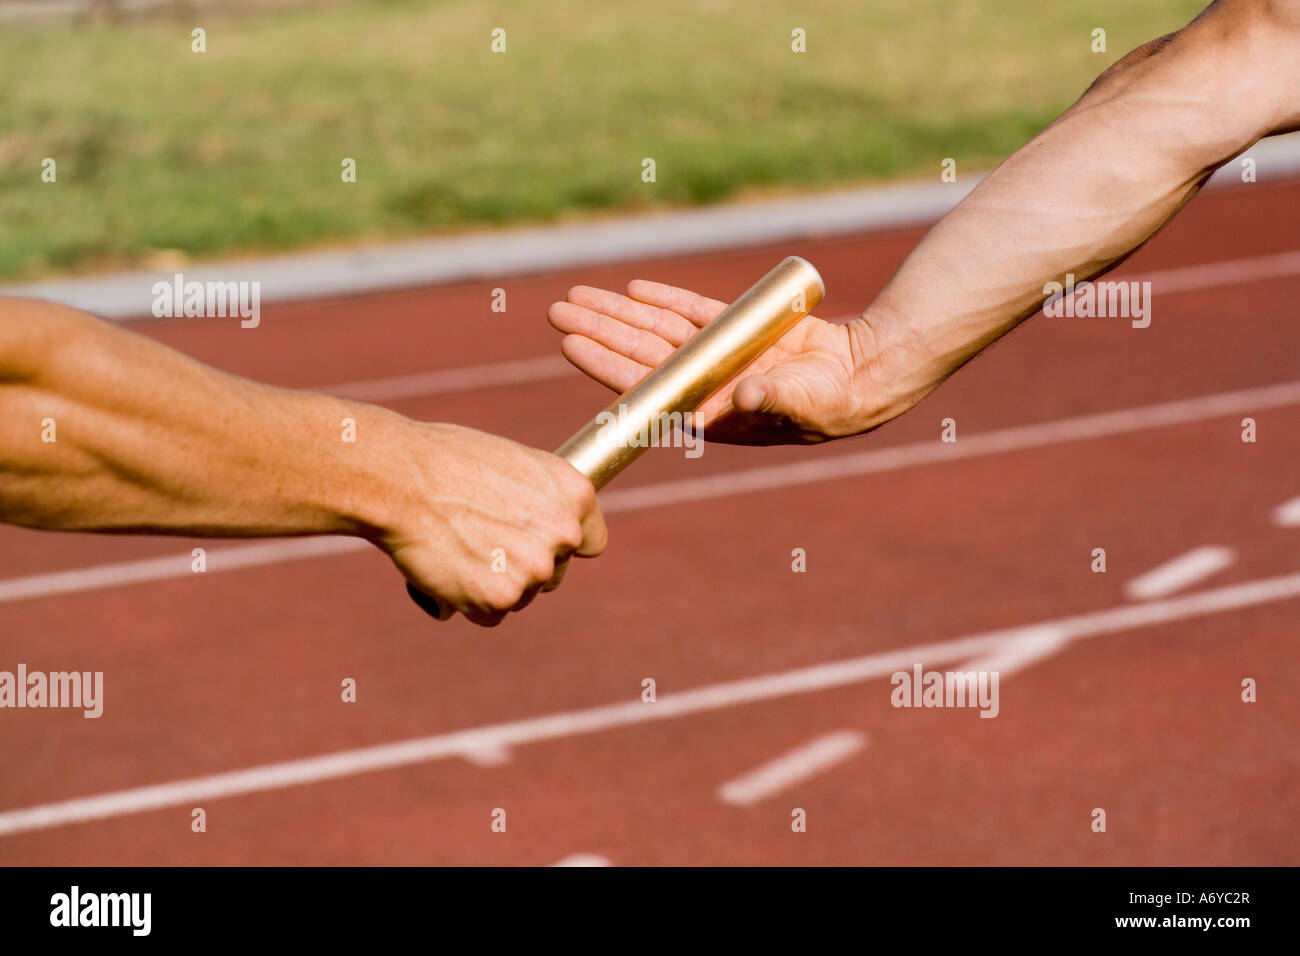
[0,246,1276,410]
[460,744,512,767]
[1125,546,1236,600]
[717,731,867,806]
[956,626,1070,679]
[2,379,1297,607]
[1138,249,1300,296]
[1273,495,1300,527]
[123,247,1289,406]
[3,569,1300,837]
[0,537,367,605]
[551,854,612,867]
[598,379,1300,513]
[314,247,1300,403]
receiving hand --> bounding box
[548,279,916,444]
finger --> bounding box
[625,280,728,329]
[576,500,608,558]
[547,298,602,335]
[511,584,543,612]
[463,606,508,628]
[560,334,653,394]
[542,556,570,592]
[548,301,676,367]
[406,582,455,621]
[567,285,698,347]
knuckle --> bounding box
[482,578,523,611]
[554,517,584,552]
[563,467,597,508]
[524,549,556,584]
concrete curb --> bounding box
[5,132,1299,320]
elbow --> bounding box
[1080,31,1180,99]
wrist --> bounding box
[848,304,944,431]
[313,396,426,548]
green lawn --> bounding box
[0,0,1206,278]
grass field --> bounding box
[0,0,1206,279]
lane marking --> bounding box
[1273,494,1300,527]
[3,568,1299,837]
[310,248,1300,403]
[1140,249,1300,296]
[1125,546,1236,600]
[956,626,1069,679]
[0,537,367,605]
[0,243,1278,419]
[597,380,1300,513]
[2,379,1297,607]
[552,854,612,867]
[460,744,512,767]
[717,731,868,806]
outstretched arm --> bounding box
[861,0,1300,422]
[0,298,605,626]
[550,0,1300,443]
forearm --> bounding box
[862,0,1300,412]
[0,298,408,539]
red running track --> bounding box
[0,178,1297,865]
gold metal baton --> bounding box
[555,255,824,489]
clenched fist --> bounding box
[374,422,607,626]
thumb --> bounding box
[728,353,853,441]
[732,372,779,414]
[733,371,809,419]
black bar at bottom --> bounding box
[0,866,1285,943]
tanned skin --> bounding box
[549,0,1300,444]
[0,300,606,627]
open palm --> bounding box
[548,279,874,445]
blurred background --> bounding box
[0,0,1203,279]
